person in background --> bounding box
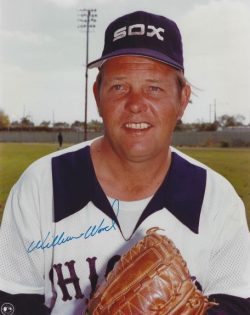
[57,131,63,149]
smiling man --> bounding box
[0,11,250,315]
[91,56,190,201]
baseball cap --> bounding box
[88,11,184,71]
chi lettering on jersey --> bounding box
[51,255,121,302]
[113,24,165,42]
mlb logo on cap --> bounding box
[113,23,165,42]
[88,11,184,71]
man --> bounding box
[0,11,250,315]
[57,131,63,149]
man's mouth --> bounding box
[125,123,152,130]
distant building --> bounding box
[222,126,250,132]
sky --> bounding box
[1,0,250,125]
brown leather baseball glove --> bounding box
[86,227,216,314]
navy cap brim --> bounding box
[88,47,184,71]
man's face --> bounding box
[93,56,190,163]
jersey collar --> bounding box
[52,146,206,234]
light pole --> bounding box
[78,9,97,141]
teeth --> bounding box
[125,123,151,130]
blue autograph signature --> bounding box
[27,200,120,254]
[27,218,116,253]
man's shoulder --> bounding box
[16,140,94,186]
[171,146,240,201]
[171,147,208,168]
[171,147,228,181]
[172,148,246,222]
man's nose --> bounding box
[125,89,148,113]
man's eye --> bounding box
[112,84,124,91]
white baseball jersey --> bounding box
[0,139,250,315]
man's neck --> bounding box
[90,138,172,201]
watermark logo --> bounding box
[1,303,15,315]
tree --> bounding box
[234,114,246,126]
[53,122,70,129]
[40,121,51,127]
[218,114,245,128]
[88,119,103,132]
[20,116,34,127]
[71,120,85,129]
[196,122,219,131]
[10,120,20,127]
[0,110,10,128]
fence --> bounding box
[0,130,250,147]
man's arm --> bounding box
[203,181,250,314]
[0,168,47,312]
[208,294,250,314]
[0,291,50,315]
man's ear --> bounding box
[178,84,191,119]
[93,81,102,117]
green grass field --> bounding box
[0,143,249,227]
[179,147,250,228]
